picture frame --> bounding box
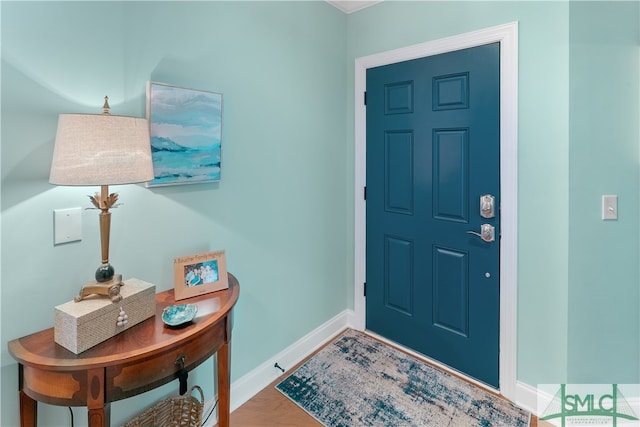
[173,250,229,301]
[146,81,223,187]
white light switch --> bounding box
[601,195,618,220]
[54,208,82,244]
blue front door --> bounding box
[365,43,500,388]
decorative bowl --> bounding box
[162,303,198,326]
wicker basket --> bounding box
[123,385,204,427]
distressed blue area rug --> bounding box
[276,329,530,426]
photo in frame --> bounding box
[146,81,223,187]
[173,250,228,301]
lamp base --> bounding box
[74,274,123,303]
[95,263,115,282]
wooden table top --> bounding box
[8,273,240,372]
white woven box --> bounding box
[54,278,156,354]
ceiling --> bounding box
[325,0,382,14]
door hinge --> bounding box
[363,186,367,200]
[363,282,366,297]
[364,91,367,106]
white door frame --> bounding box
[353,22,519,400]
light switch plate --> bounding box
[54,207,82,244]
[601,195,618,220]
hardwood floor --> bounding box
[217,333,553,427]
[222,378,324,427]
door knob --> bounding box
[467,224,495,243]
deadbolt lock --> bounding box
[480,194,495,219]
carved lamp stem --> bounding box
[89,185,119,282]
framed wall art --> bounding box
[173,250,229,301]
[146,82,223,187]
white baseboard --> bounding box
[515,380,545,416]
[202,309,356,426]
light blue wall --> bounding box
[1,1,639,425]
[568,1,640,383]
[1,2,347,425]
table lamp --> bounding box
[49,96,153,302]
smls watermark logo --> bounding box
[538,384,640,426]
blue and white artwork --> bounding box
[147,82,223,186]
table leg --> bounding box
[19,390,37,427]
[86,368,109,427]
[217,340,231,427]
[88,403,110,427]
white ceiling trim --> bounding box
[325,0,382,14]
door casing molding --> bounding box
[353,21,519,400]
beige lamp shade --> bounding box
[49,113,154,186]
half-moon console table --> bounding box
[8,273,240,427]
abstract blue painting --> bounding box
[146,82,223,186]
